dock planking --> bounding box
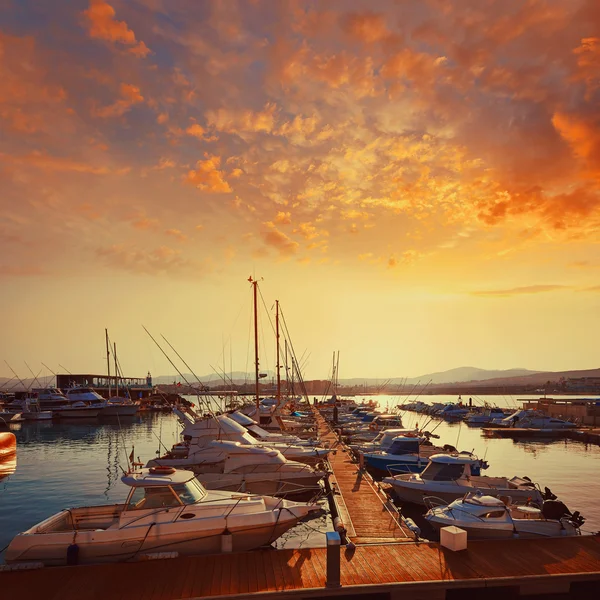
[315,408,413,542]
[2,536,600,600]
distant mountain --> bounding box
[339,367,541,386]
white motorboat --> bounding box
[156,441,325,498]
[465,407,509,426]
[4,397,52,420]
[363,438,487,476]
[425,492,585,539]
[383,453,548,506]
[173,412,329,465]
[438,404,469,420]
[147,440,326,498]
[228,411,320,447]
[5,466,321,566]
[494,409,577,429]
[65,387,139,417]
[35,388,67,402]
[349,428,420,452]
[53,402,101,419]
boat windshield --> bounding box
[171,480,207,504]
[126,480,205,510]
[420,462,465,481]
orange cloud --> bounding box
[83,0,151,57]
[205,103,277,137]
[96,244,198,275]
[0,33,68,133]
[92,83,144,118]
[132,217,159,231]
[1,151,111,174]
[261,222,299,256]
[274,211,291,225]
[471,285,570,297]
[185,154,232,193]
[165,228,187,242]
[573,37,600,99]
[552,112,598,159]
[342,12,390,44]
[186,123,206,138]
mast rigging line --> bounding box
[141,326,216,418]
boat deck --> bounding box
[2,536,599,599]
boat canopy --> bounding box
[209,440,281,457]
[229,412,257,427]
[386,438,421,455]
[122,468,196,487]
[464,494,505,507]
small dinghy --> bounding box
[5,466,321,566]
[425,492,585,539]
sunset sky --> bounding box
[1,0,599,383]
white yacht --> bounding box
[495,409,577,429]
[465,407,509,426]
[148,440,325,498]
[37,388,100,418]
[425,492,585,539]
[5,466,321,566]
[65,387,137,417]
[383,453,547,506]
[228,411,320,447]
[173,412,329,465]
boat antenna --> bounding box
[276,300,281,404]
[59,363,73,375]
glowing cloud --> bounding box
[185,154,232,193]
[83,0,151,57]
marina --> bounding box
[1,394,600,598]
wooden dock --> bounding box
[2,536,599,599]
[314,409,414,544]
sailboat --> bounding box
[102,330,138,416]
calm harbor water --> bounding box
[1,394,599,561]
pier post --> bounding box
[325,531,342,589]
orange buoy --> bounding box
[0,432,16,460]
[149,465,176,475]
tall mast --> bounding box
[251,278,260,410]
[276,300,281,403]
[114,342,118,397]
[105,329,111,398]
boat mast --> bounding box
[114,342,118,397]
[276,300,281,403]
[251,277,260,410]
[105,329,111,398]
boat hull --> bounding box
[101,405,138,417]
[53,408,101,419]
[5,520,300,566]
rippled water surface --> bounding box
[1,394,599,560]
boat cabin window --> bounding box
[421,462,465,481]
[171,480,206,504]
[126,485,183,510]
